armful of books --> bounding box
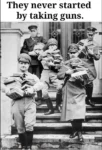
[71,70,87,78]
[6,87,24,100]
[4,77,24,100]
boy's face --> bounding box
[47,58,54,67]
[18,61,30,72]
[49,44,57,50]
[87,32,94,41]
[30,29,38,38]
[69,51,77,59]
[34,45,43,55]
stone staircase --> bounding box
[1,90,102,149]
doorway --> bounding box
[43,22,91,60]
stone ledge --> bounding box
[1,28,23,36]
[1,134,102,149]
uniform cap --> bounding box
[87,27,97,34]
[18,53,31,64]
[47,38,58,46]
[68,44,79,53]
[28,23,38,31]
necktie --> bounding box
[22,73,27,80]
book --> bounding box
[71,70,87,77]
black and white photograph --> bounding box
[1,22,102,150]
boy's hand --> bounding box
[21,84,30,90]
[29,51,37,56]
[66,69,73,75]
[88,48,94,56]
[33,86,39,92]
[47,49,55,54]
[5,87,11,95]
[25,87,35,95]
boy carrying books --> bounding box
[3,53,43,150]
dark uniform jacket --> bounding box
[21,36,47,65]
[77,39,100,82]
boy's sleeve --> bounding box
[92,43,100,60]
[57,65,68,79]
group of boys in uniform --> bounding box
[2,24,100,149]
[22,24,100,114]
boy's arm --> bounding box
[57,65,69,79]
[86,45,100,60]
[91,46,100,60]
[38,51,49,61]
[24,75,44,95]
[29,51,37,56]
[32,75,43,92]
[93,53,100,60]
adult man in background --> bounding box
[21,23,47,77]
[21,23,47,100]
[77,27,100,107]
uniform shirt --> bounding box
[21,72,43,91]
[77,39,100,81]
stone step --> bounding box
[36,112,102,119]
[48,88,102,98]
[36,119,102,123]
[36,93,102,104]
[2,134,102,149]
[36,120,102,124]
[37,104,102,113]
[12,122,102,135]
[34,122,102,128]
[35,112,102,123]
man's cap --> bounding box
[87,27,97,34]
[68,44,79,53]
[28,23,38,31]
[18,53,31,64]
[47,38,58,46]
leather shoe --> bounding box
[69,131,78,138]
[86,100,95,107]
[44,109,54,115]
[77,132,84,142]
